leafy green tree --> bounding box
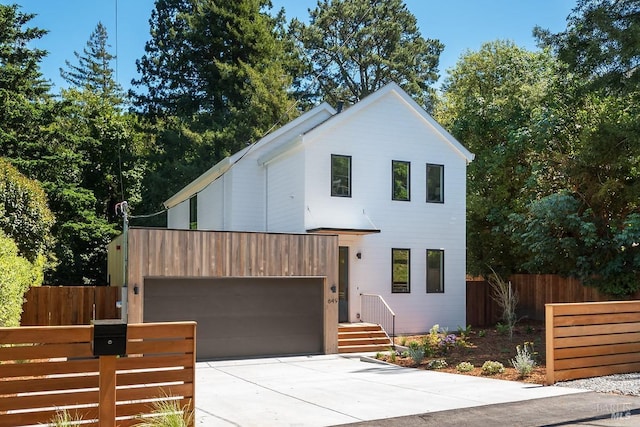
[0,158,54,262]
[436,41,560,277]
[535,0,640,93]
[51,22,147,284]
[290,0,443,110]
[0,230,44,327]
[132,0,296,217]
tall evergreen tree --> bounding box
[52,22,147,284]
[132,0,296,217]
[0,4,51,175]
[290,0,443,110]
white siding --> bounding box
[266,149,305,232]
[304,91,468,333]
[225,158,265,231]
[167,199,190,230]
[198,175,225,230]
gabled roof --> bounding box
[163,102,336,209]
[163,82,474,209]
[303,82,475,163]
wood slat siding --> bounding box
[466,275,640,327]
[0,322,195,427]
[21,286,121,326]
[546,301,640,384]
[119,227,339,354]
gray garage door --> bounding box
[144,277,324,360]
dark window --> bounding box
[392,161,410,201]
[189,195,197,230]
[392,248,410,293]
[331,155,352,197]
[427,164,444,203]
[426,249,444,293]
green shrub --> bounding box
[0,231,44,327]
[511,342,536,377]
[398,336,407,346]
[481,361,505,375]
[456,361,474,372]
[426,359,447,370]
[407,341,425,365]
[0,158,54,262]
[478,329,486,337]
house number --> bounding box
[327,298,338,304]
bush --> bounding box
[407,341,425,365]
[427,359,447,370]
[0,158,54,262]
[0,231,44,327]
[456,362,474,372]
[511,342,536,377]
[481,361,505,375]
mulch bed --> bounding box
[380,321,547,384]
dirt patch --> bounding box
[380,322,547,384]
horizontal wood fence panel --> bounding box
[553,322,640,338]
[0,372,99,395]
[21,286,121,326]
[555,342,640,360]
[554,312,640,326]
[554,331,640,349]
[554,362,640,383]
[0,321,195,427]
[546,301,640,384]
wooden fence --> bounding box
[466,274,640,327]
[545,301,640,384]
[0,321,196,427]
[21,286,121,326]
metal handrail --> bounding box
[359,293,396,346]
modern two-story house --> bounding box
[164,82,474,334]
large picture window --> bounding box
[392,160,410,201]
[426,249,444,293]
[392,248,410,293]
[331,154,351,197]
[426,164,444,203]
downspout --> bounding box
[264,164,269,231]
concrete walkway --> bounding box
[194,354,590,426]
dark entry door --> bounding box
[339,246,349,322]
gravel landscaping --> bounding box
[556,372,640,396]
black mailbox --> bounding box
[92,319,127,356]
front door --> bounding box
[339,246,349,322]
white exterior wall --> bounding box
[266,149,306,233]
[304,92,468,333]
[198,175,225,230]
[167,199,190,229]
[224,157,265,231]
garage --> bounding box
[108,228,339,358]
[144,277,324,360]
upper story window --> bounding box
[392,160,410,201]
[392,248,410,293]
[426,164,444,203]
[331,154,351,197]
[189,194,197,230]
[426,249,444,293]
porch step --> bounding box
[338,323,393,353]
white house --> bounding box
[164,82,474,334]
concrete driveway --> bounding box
[194,354,587,426]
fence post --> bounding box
[99,355,117,427]
[545,304,555,385]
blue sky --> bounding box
[12,0,577,93]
